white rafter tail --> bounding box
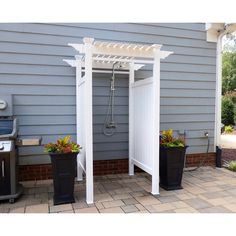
[106,42,112,48]
[139,46,144,51]
[152,44,162,49]
[75,55,84,61]
[68,43,85,53]
[106,55,112,63]
[99,54,106,64]
[160,51,173,59]
[63,59,77,67]
[99,42,104,47]
[134,64,145,70]
[83,37,95,44]
[145,45,152,51]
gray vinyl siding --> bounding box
[0,23,216,165]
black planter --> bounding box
[160,146,188,190]
[50,152,77,205]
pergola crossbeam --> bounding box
[63,59,145,71]
[69,40,172,62]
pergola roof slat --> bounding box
[66,38,173,70]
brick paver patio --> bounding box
[1,167,236,213]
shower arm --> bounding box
[111,61,119,90]
[110,62,119,122]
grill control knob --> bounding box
[0,99,7,110]
[0,143,4,150]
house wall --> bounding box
[0,23,217,165]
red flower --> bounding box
[63,146,72,153]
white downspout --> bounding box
[214,30,226,150]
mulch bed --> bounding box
[222,148,236,166]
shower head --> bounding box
[112,61,120,69]
[112,62,121,79]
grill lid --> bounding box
[0,117,18,140]
[0,119,13,135]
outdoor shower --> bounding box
[103,62,122,136]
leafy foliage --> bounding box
[228,161,236,172]
[222,96,235,125]
[224,125,234,134]
[44,136,81,154]
[222,35,236,95]
[222,51,236,95]
[223,34,236,52]
[160,129,185,148]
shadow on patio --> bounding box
[1,167,236,213]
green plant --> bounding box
[228,161,236,172]
[160,129,185,148]
[224,125,234,134]
[231,95,236,104]
[222,50,236,95]
[222,96,235,126]
[234,105,236,124]
[44,136,81,154]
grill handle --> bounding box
[1,160,4,178]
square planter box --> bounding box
[50,153,77,205]
[160,146,187,190]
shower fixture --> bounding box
[102,62,122,136]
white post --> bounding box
[129,62,135,175]
[76,57,83,181]
[151,46,161,195]
[84,37,94,204]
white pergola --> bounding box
[64,37,173,204]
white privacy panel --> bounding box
[131,77,155,175]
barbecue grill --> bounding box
[0,95,41,203]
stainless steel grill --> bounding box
[0,95,41,203]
